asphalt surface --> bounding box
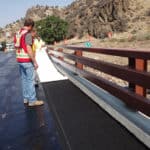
[43,80,149,150]
[0,52,62,150]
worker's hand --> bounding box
[33,61,38,70]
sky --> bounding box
[0,0,75,28]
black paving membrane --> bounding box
[0,52,62,150]
[43,80,149,150]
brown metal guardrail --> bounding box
[47,46,150,117]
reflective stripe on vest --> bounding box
[16,48,31,59]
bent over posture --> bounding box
[14,18,44,106]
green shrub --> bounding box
[35,16,68,44]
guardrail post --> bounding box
[135,59,147,97]
[47,47,54,56]
[129,58,147,97]
[58,48,63,60]
[75,50,83,69]
[128,57,135,91]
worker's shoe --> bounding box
[34,82,39,87]
[28,100,44,106]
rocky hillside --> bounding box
[0,0,149,42]
[0,18,24,42]
[25,5,64,21]
[65,0,150,38]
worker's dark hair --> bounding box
[24,18,35,27]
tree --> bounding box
[35,16,68,44]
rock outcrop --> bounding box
[65,0,129,38]
[25,5,64,21]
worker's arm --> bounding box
[26,45,38,69]
[25,33,38,69]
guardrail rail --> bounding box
[47,46,150,117]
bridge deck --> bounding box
[0,51,148,150]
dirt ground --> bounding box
[64,36,150,49]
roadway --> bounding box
[0,51,62,150]
[0,51,148,150]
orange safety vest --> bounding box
[14,29,32,63]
